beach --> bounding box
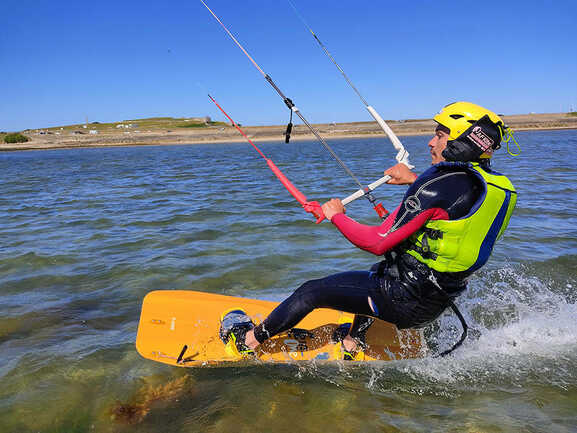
[2,112,576,151]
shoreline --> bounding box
[2,112,576,152]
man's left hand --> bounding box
[322,199,345,221]
[385,163,417,185]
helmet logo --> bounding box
[467,126,494,152]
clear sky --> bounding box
[2,0,576,131]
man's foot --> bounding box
[219,309,256,359]
[332,322,366,361]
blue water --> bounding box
[1,129,576,432]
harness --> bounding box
[374,253,467,357]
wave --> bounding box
[286,260,577,395]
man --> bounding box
[220,101,517,359]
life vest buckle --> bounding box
[424,228,444,240]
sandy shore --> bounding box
[2,112,576,151]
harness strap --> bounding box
[435,301,468,357]
[376,259,388,277]
[430,282,468,357]
[406,228,443,261]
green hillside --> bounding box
[27,117,227,132]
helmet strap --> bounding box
[502,126,522,156]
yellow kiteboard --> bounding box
[136,290,426,366]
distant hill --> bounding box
[26,116,227,133]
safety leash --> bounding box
[427,273,469,357]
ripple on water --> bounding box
[0,133,576,432]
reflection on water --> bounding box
[0,130,576,432]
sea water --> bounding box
[0,129,576,432]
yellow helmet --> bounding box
[434,102,507,162]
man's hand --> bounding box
[322,198,345,221]
[385,163,418,185]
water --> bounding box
[1,130,576,432]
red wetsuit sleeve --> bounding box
[331,206,448,256]
[329,164,484,256]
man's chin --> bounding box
[431,156,445,165]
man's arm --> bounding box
[331,206,446,255]
[328,165,479,256]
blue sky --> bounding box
[1,0,576,131]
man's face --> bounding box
[428,129,449,164]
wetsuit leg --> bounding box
[252,271,378,344]
[349,315,375,342]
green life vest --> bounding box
[405,162,517,274]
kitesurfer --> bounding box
[220,101,517,359]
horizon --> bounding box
[11,111,575,134]
[2,0,576,131]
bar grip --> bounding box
[341,175,392,206]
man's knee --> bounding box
[293,278,325,307]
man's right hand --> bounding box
[385,163,418,185]
[321,198,345,221]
